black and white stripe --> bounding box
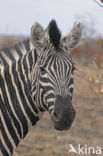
[0,39,33,67]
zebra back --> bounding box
[0,39,33,67]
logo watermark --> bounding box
[68,144,102,155]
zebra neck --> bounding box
[0,49,42,155]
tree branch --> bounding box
[93,0,103,7]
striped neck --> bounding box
[17,48,44,121]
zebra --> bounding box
[0,19,82,156]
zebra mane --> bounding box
[49,20,61,50]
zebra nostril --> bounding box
[54,112,58,118]
[51,110,61,122]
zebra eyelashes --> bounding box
[72,66,76,72]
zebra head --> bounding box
[30,20,82,130]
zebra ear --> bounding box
[62,22,82,51]
[30,22,47,51]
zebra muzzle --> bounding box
[51,94,76,130]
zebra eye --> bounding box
[72,66,76,72]
[40,66,46,74]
